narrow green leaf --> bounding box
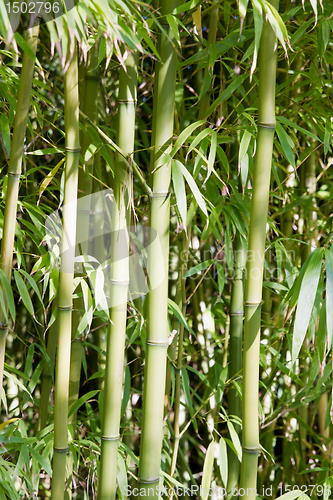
[216,262,225,295]
[219,438,228,488]
[292,248,323,363]
[68,390,99,418]
[183,259,215,278]
[227,421,242,461]
[276,122,295,167]
[181,366,193,414]
[27,446,52,477]
[324,116,331,155]
[172,160,187,227]
[201,441,215,500]
[171,121,205,158]
[175,160,207,217]
[117,452,128,500]
[206,130,217,181]
[325,246,333,350]
[14,270,34,316]
[19,270,44,308]
[168,298,194,334]
[0,269,15,321]
[205,75,247,118]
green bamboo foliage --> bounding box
[240,2,278,496]
[0,23,39,411]
[50,44,80,500]
[97,50,138,500]
[138,1,178,497]
[227,236,246,498]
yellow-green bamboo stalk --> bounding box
[50,43,80,500]
[64,46,100,500]
[97,49,138,500]
[0,23,39,412]
[240,2,278,496]
[138,1,178,497]
[227,236,246,499]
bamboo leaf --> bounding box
[38,158,65,198]
[0,269,15,321]
[171,121,205,158]
[292,248,323,363]
[201,441,215,500]
[206,130,217,181]
[0,418,19,432]
[205,74,247,118]
[174,160,207,217]
[19,269,44,308]
[192,6,202,40]
[68,390,99,418]
[181,366,193,414]
[27,445,52,477]
[219,438,228,488]
[117,452,128,500]
[168,298,194,334]
[276,492,304,500]
[216,262,225,295]
[325,245,333,350]
[276,122,295,167]
[227,420,242,461]
[183,260,215,278]
[217,146,229,176]
[172,160,187,228]
[14,270,34,316]
[324,116,332,155]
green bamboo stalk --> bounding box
[37,303,58,431]
[97,50,138,500]
[240,2,278,496]
[50,43,80,500]
[227,236,246,499]
[138,1,178,497]
[0,23,39,413]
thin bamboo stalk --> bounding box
[50,43,80,500]
[37,303,57,431]
[138,1,178,496]
[227,236,246,498]
[0,23,39,412]
[240,2,278,496]
[97,50,138,500]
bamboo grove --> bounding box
[0,0,333,499]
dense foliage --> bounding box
[0,0,333,499]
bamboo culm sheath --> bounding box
[0,23,39,413]
[240,1,278,496]
[51,42,80,500]
[138,1,179,497]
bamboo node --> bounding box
[149,191,170,199]
[230,312,244,316]
[57,305,73,311]
[54,446,69,453]
[101,434,120,441]
[7,172,21,177]
[245,301,262,308]
[110,279,130,286]
[139,478,159,485]
[146,340,169,347]
[118,99,138,104]
[258,122,276,130]
[242,446,260,454]
[65,147,81,153]
[85,75,100,81]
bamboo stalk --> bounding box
[97,49,138,500]
[227,236,246,498]
[138,1,178,496]
[240,2,278,496]
[0,23,39,413]
[50,43,80,500]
